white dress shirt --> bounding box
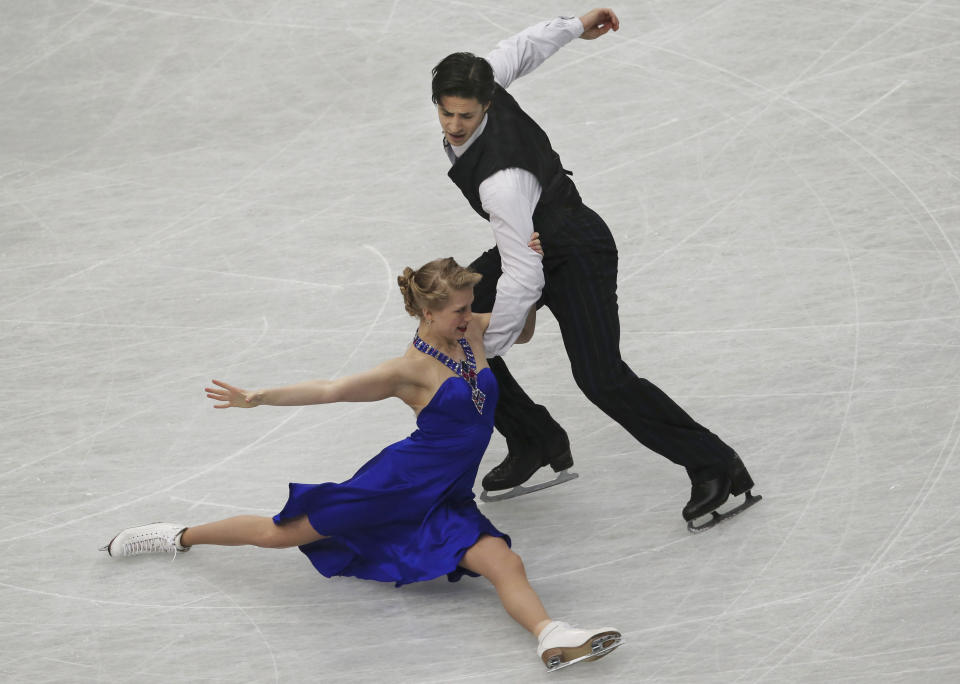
[444,16,584,357]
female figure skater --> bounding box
[101,248,622,672]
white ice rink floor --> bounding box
[2,1,959,682]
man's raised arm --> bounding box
[485,9,620,88]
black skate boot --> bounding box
[684,454,761,532]
[682,475,731,522]
[482,446,573,490]
[480,446,577,502]
[479,356,576,501]
[728,453,755,497]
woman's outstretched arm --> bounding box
[205,358,414,408]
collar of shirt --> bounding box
[443,114,489,164]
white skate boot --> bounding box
[536,620,622,672]
[100,523,189,558]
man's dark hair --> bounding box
[431,52,496,105]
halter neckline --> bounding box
[412,333,486,414]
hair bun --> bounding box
[397,267,419,317]
[397,258,481,319]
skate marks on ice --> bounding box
[2,0,960,682]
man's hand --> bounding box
[579,8,620,39]
[528,231,543,256]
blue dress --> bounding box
[273,367,508,587]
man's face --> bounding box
[437,95,489,147]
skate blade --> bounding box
[687,491,762,533]
[543,632,623,672]
[480,470,578,503]
[99,534,119,555]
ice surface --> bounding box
[2,1,958,682]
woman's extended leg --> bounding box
[458,534,551,636]
[101,515,326,558]
[459,534,623,671]
[180,514,325,548]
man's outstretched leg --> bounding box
[541,203,758,525]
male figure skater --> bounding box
[432,8,758,527]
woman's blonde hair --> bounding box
[397,257,482,318]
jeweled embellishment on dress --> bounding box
[412,333,486,414]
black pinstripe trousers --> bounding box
[469,202,736,482]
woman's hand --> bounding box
[205,379,262,409]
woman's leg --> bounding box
[180,514,326,549]
[460,535,623,671]
[458,534,551,636]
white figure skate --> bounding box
[536,620,622,672]
[100,523,189,557]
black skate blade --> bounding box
[480,470,578,502]
[687,491,762,533]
